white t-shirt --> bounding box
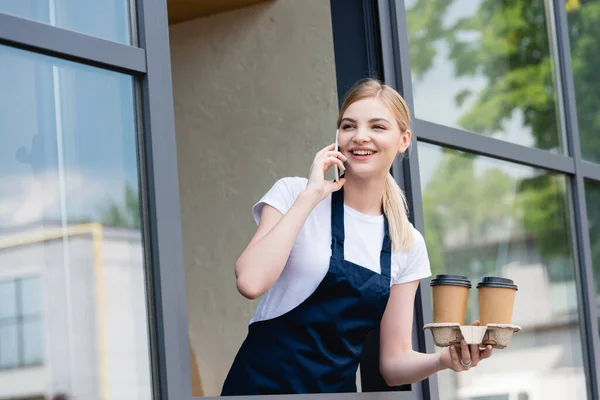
[249,177,431,324]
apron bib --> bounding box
[221,188,392,395]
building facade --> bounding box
[1,1,599,400]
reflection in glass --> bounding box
[0,0,132,44]
[0,324,19,368]
[585,182,600,321]
[23,319,44,365]
[419,143,587,399]
[566,2,600,163]
[0,45,150,399]
[0,278,43,369]
[405,0,564,152]
[21,277,42,317]
[0,281,17,319]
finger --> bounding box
[321,156,346,172]
[454,344,465,371]
[315,143,336,159]
[449,345,459,369]
[321,150,348,162]
[479,345,493,360]
[328,177,346,192]
[471,320,481,326]
[322,157,346,172]
[469,344,480,366]
[316,151,348,166]
[460,340,471,367]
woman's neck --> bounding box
[342,174,386,216]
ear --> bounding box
[398,130,412,154]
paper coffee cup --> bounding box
[477,277,518,326]
[430,274,472,324]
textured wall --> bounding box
[169,0,339,395]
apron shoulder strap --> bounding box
[379,216,392,279]
[330,188,345,258]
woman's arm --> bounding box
[235,144,347,299]
[379,281,493,386]
[235,191,321,299]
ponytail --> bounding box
[383,173,413,251]
[337,78,414,250]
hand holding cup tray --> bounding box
[425,275,520,350]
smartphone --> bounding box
[334,129,340,182]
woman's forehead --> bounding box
[343,98,394,120]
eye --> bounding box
[341,123,355,130]
[373,124,387,130]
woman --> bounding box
[221,79,492,395]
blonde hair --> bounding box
[337,78,413,251]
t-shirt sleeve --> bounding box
[251,177,307,225]
[391,227,432,285]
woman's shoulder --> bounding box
[274,176,308,193]
[393,223,427,255]
[269,176,309,201]
[252,177,309,223]
[409,225,426,248]
[390,224,431,284]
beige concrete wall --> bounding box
[169,0,338,395]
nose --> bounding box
[352,126,371,144]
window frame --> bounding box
[386,0,600,399]
[0,0,418,399]
[3,0,599,399]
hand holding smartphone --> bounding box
[334,129,340,182]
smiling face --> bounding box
[338,97,411,180]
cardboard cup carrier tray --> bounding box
[424,323,521,349]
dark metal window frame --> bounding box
[0,1,417,400]
[0,13,146,75]
[381,0,600,400]
[4,0,599,399]
[0,4,185,400]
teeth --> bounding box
[353,150,374,156]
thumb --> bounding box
[331,177,346,192]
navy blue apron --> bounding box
[221,188,392,395]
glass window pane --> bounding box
[0,44,150,399]
[20,278,42,317]
[171,1,348,395]
[0,0,132,45]
[566,2,600,163]
[405,0,564,153]
[0,280,17,319]
[419,142,587,399]
[467,396,509,400]
[0,324,19,368]
[22,319,43,365]
[585,181,600,322]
